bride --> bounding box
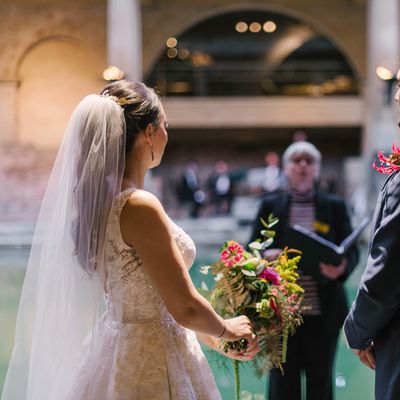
[1,80,259,400]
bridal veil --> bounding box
[1,94,126,399]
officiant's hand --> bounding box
[319,257,347,280]
[352,343,375,370]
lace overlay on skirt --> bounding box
[65,189,221,400]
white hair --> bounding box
[282,141,322,166]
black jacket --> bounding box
[344,171,400,400]
[344,171,400,348]
[250,190,359,334]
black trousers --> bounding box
[268,316,339,400]
[375,316,400,400]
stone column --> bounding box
[364,0,400,206]
[0,80,18,143]
[107,0,142,81]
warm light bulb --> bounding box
[103,65,125,81]
[249,22,262,33]
[166,37,178,48]
[376,66,394,80]
[235,21,248,33]
[263,21,277,33]
[308,85,325,97]
[167,48,178,58]
[178,48,190,60]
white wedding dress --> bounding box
[65,188,222,400]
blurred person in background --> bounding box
[208,160,234,215]
[292,130,308,142]
[176,160,205,218]
[249,141,359,400]
[247,151,284,195]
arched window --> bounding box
[147,10,359,97]
[18,38,102,148]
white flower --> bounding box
[215,272,224,281]
[199,265,211,275]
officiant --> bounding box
[249,141,359,400]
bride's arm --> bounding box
[120,190,255,343]
[196,333,260,361]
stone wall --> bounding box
[0,144,55,222]
[0,2,107,146]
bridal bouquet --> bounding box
[200,215,304,399]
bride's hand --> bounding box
[222,316,256,342]
[218,337,261,361]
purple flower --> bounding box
[259,267,281,285]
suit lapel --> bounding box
[381,171,398,194]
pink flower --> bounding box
[219,241,244,267]
[269,298,280,316]
[288,293,299,302]
[259,267,281,285]
[373,143,400,174]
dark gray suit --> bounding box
[344,171,400,400]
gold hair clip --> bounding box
[101,93,130,107]
[116,97,128,106]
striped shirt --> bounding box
[289,189,321,316]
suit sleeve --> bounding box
[344,174,400,349]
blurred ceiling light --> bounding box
[168,82,191,93]
[103,65,125,81]
[166,37,178,48]
[191,50,213,67]
[334,75,352,90]
[167,48,178,58]
[376,66,394,80]
[249,22,262,33]
[263,21,277,33]
[322,80,336,93]
[260,79,276,91]
[235,21,248,33]
[308,85,325,97]
[178,48,190,60]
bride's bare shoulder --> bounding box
[120,190,170,245]
[126,189,161,207]
[123,189,166,221]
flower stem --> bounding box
[281,326,289,363]
[234,359,240,400]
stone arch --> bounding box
[17,36,104,148]
[145,3,361,83]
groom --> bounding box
[344,69,400,400]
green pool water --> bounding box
[0,246,374,400]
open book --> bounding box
[286,216,370,276]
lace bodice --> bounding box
[104,188,196,324]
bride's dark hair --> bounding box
[101,80,163,154]
[73,81,162,273]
